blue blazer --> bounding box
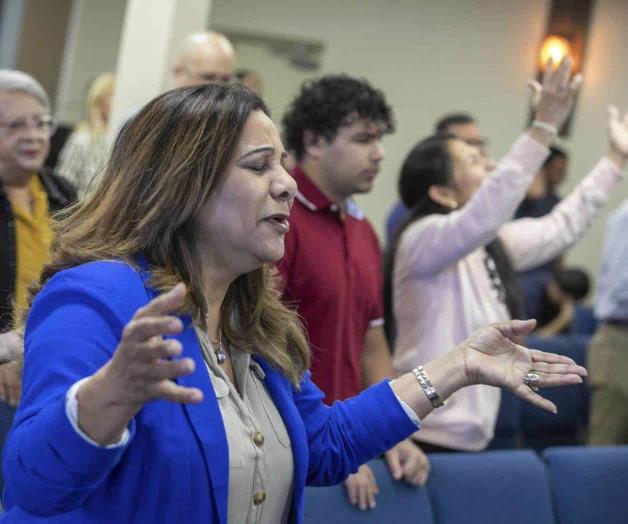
[2,261,417,523]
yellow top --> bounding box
[10,176,53,325]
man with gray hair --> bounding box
[0,70,76,406]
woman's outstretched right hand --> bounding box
[528,55,583,133]
[76,283,203,445]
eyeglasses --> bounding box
[196,73,233,84]
[0,114,58,138]
[484,253,506,304]
[183,66,233,85]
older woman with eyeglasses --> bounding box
[2,82,586,523]
[386,56,628,453]
[0,70,76,407]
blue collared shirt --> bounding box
[595,199,628,321]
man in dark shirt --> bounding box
[515,146,569,320]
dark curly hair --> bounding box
[282,74,395,160]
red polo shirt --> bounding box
[278,167,384,404]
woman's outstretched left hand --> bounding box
[459,319,587,413]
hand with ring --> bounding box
[457,319,587,413]
[524,371,542,392]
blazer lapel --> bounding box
[135,258,229,524]
[177,323,229,524]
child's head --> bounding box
[555,268,591,302]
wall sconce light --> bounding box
[539,35,573,72]
[529,1,594,136]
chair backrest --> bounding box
[569,305,598,335]
[426,450,555,524]
[303,458,434,524]
[543,446,628,524]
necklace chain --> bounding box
[205,314,227,365]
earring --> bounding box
[449,200,459,209]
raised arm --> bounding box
[500,106,628,271]
[298,318,586,487]
[397,57,582,277]
[3,273,200,516]
[390,319,586,418]
[396,135,548,276]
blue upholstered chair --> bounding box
[568,306,598,336]
[426,450,555,524]
[303,458,434,523]
[543,446,628,524]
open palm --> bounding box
[608,106,628,157]
[459,320,586,413]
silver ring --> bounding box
[524,371,542,392]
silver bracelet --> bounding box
[531,120,558,135]
[412,366,444,408]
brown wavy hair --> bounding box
[36,83,310,385]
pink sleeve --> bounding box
[396,134,548,278]
[500,157,625,271]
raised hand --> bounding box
[528,56,583,131]
[608,105,628,159]
[459,319,587,413]
[101,283,202,408]
[77,283,203,445]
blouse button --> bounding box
[253,491,267,505]
[253,431,265,447]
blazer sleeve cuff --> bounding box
[43,395,135,481]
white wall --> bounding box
[56,0,127,123]
[210,0,628,282]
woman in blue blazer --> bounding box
[2,84,586,523]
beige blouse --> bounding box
[196,328,295,524]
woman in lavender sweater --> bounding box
[386,56,628,452]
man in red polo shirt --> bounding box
[279,75,429,511]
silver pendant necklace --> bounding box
[213,334,227,365]
[205,314,227,365]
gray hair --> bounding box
[0,69,50,109]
